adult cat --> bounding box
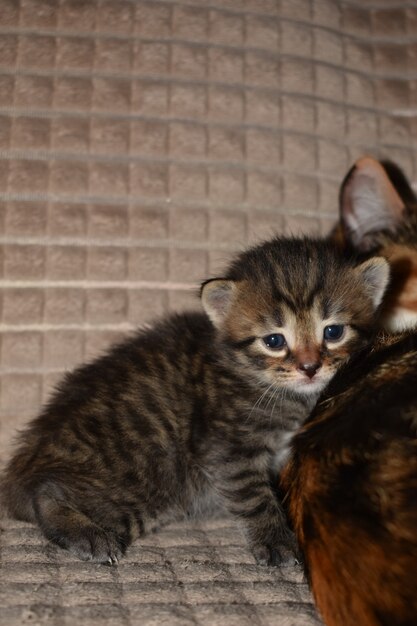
[282,157,417,626]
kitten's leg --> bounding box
[231,482,297,566]
[33,484,125,564]
[209,457,298,566]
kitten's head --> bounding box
[201,238,388,397]
[333,156,417,332]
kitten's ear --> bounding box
[200,279,236,327]
[339,156,406,252]
[355,257,390,309]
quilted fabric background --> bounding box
[0,1,416,625]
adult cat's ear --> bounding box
[337,156,407,252]
[200,279,236,327]
[355,256,390,309]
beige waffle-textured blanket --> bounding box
[0,517,321,626]
[1,0,416,624]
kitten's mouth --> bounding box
[290,375,328,394]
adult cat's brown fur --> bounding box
[281,158,417,626]
[1,236,388,565]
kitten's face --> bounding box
[223,286,361,395]
[202,239,389,398]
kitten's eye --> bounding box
[263,334,286,350]
[323,325,345,342]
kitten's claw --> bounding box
[106,554,119,566]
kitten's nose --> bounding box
[297,361,321,379]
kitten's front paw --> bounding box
[58,526,124,565]
[250,531,301,567]
[251,542,282,566]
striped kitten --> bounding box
[1,236,388,565]
[282,157,417,625]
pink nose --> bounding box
[297,361,321,379]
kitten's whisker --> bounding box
[263,384,277,415]
[271,387,284,420]
[269,387,281,425]
[248,384,272,419]
[247,382,275,422]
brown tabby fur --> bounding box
[281,158,417,626]
[1,237,387,565]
